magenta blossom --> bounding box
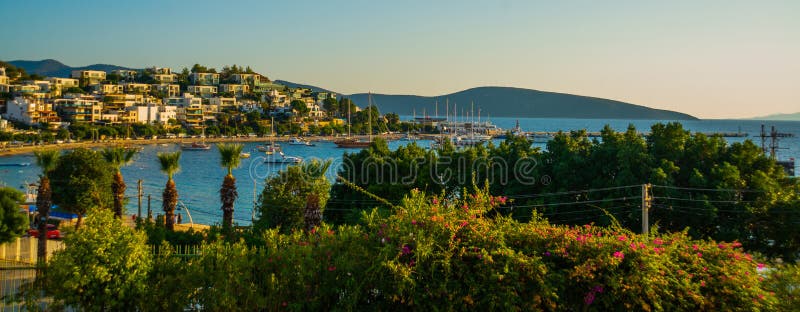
[613,251,624,259]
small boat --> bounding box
[0,163,31,167]
[334,138,372,148]
[181,126,211,150]
[335,92,374,148]
[124,146,144,152]
[256,144,281,154]
[181,142,211,150]
[289,137,315,146]
[240,152,251,158]
[401,134,418,141]
[264,151,302,164]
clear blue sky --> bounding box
[3,0,798,118]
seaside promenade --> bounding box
[0,133,406,157]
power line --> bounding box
[651,196,754,204]
[504,184,641,199]
[511,196,641,208]
[651,185,765,193]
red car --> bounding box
[28,224,62,239]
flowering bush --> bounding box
[365,188,778,310]
[43,189,793,310]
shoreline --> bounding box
[0,134,414,157]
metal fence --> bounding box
[0,241,198,311]
[0,260,41,312]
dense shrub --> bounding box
[46,210,151,311]
[41,188,793,310]
[132,188,786,310]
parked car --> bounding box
[28,224,62,239]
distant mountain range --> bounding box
[278,80,697,120]
[7,59,697,120]
[749,112,800,121]
[8,59,136,78]
[346,87,697,120]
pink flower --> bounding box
[692,244,699,251]
[757,263,766,269]
[328,266,336,271]
[584,292,596,305]
[432,198,439,205]
[613,251,625,259]
[653,238,663,245]
[460,221,468,227]
[402,245,411,255]
[700,281,706,287]
[697,252,703,257]
[544,251,551,257]
[617,235,627,241]
[411,219,417,225]
[732,241,742,248]
[718,243,726,249]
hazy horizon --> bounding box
[2,0,798,119]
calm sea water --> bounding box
[1,118,798,226]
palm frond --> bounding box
[303,159,333,178]
[157,151,182,178]
[33,149,60,173]
[217,143,244,174]
[101,147,138,170]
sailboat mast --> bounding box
[347,99,351,137]
[367,92,372,141]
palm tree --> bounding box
[157,151,181,230]
[100,147,137,219]
[217,143,243,233]
[33,149,59,263]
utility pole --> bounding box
[641,183,651,234]
[137,179,143,218]
[147,194,152,220]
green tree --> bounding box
[290,99,309,119]
[256,160,332,232]
[218,143,244,233]
[33,149,60,262]
[101,147,138,219]
[157,151,181,231]
[322,97,339,118]
[0,187,26,244]
[46,209,151,311]
[50,148,114,228]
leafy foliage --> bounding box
[46,210,151,311]
[119,188,791,310]
[0,187,26,243]
[49,148,114,227]
[328,122,800,260]
[255,160,331,233]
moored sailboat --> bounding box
[335,93,374,148]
